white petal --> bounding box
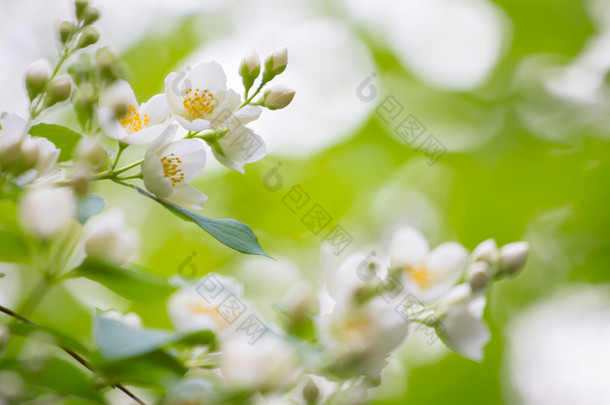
[140,94,170,124]
[214,128,266,173]
[143,154,173,198]
[164,184,207,209]
[164,71,190,117]
[186,61,227,91]
[99,80,138,109]
[159,138,206,183]
[122,123,169,145]
[175,115,212,132]
[440,300,490,361]
[98,107,128,141]
[427,242,468,287]
[207,89,241,124]
[233,105,262,125]
[390,227,430,269]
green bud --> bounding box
[95,47,122,81]
[59,21,75,45]
[303,377,319,404]
[75,0,89,19]
[25,59,52,101]
[239,50,260,92]
[73,84,96,129]
[76,27,100,49]
[82,7,100,25]
[45,77,72,107]
[263,46,287,82]
[262,84,295,110]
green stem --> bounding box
[239,80,266,109]
[113,159,143,175]
[111,142,128,170]
[116,172,142,180]
[0,305,147,405]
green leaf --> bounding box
[135,186,270,258]
[34,357,104,403]
[75,194,105,224]
[72,258,175,302]
[29,123,82,162]
[9,322,93,357]
[94,313,176,361]
[0,229,29,263]
[96,350,186,386]
[93,313,215,361]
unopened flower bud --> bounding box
[471,239,499,265]
[467,261,490,291]
[20,187,75,240]
[263,84,295,110]
[95,47,121,81]
[76,27,100,49]
[58,21,75,45]
[82,7,100,25]
[71,168,90,197]
[239,50,260,91]
[76,136,106,168]
[25,59,52,101]
[75,0,89,19]
[83,210,138,265]
[20,137,42,170]
[498,242,529,277]
[263,46,288,82]
[45,77,72,107]
[303,377,320,404]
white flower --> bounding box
[390,227,468,303]
[436,284,490,361]
[142,125,207,209]
[15,135,60,186]
[165,61,242,132]
[318,252,409,377]
[101,309,142,329]
[98,80,169,145]
[19,187,75,239]
[0,113,27,167]
[83,209,138,266]
[212,106,265,173]
[167,274,244,333]
[220,333,299,390]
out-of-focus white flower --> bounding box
[19,187,75,239]
[142,125,207,209]
[75,136,106,168]
[435,284,489,361]
[15,135,60,186]
[390,227,468,303]
[0,113,27,167]
[101,309,142,329]
[318,252,409,377]
[167,274,244,333]
[98,80,169,145]
[262,84,295,110]
[212,106,265,173]
[220,332,299,390]
[165,61,241,132]
[83,209,138,266]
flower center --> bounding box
[119,104,149,133]
[404,263,437,290]
[183,88,215,120]
[188,300,223,327]
[160,153,184,186]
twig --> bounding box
[0,305,146,405]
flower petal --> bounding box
[123,123,169,145]
[427,242,468,287]
[165,71,188,117]
[440,297,490,361]
[175,115,212,132]
[164,184,207,209]
[390,227,430,269]
[98,107,128,141]
[213,128,266,173]
[140,94,170,124]
[99,80,138,109]
[185,61,227,92]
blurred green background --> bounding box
[4,0,610,403]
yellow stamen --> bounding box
[119,104,149,133]
[182,88,216,119]
[404,263,437,289]
[160,153,185,186]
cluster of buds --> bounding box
[59,0,100,51]
[238,47,295,110]
[467,239,529,292]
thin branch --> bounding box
[0,305,146,405]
